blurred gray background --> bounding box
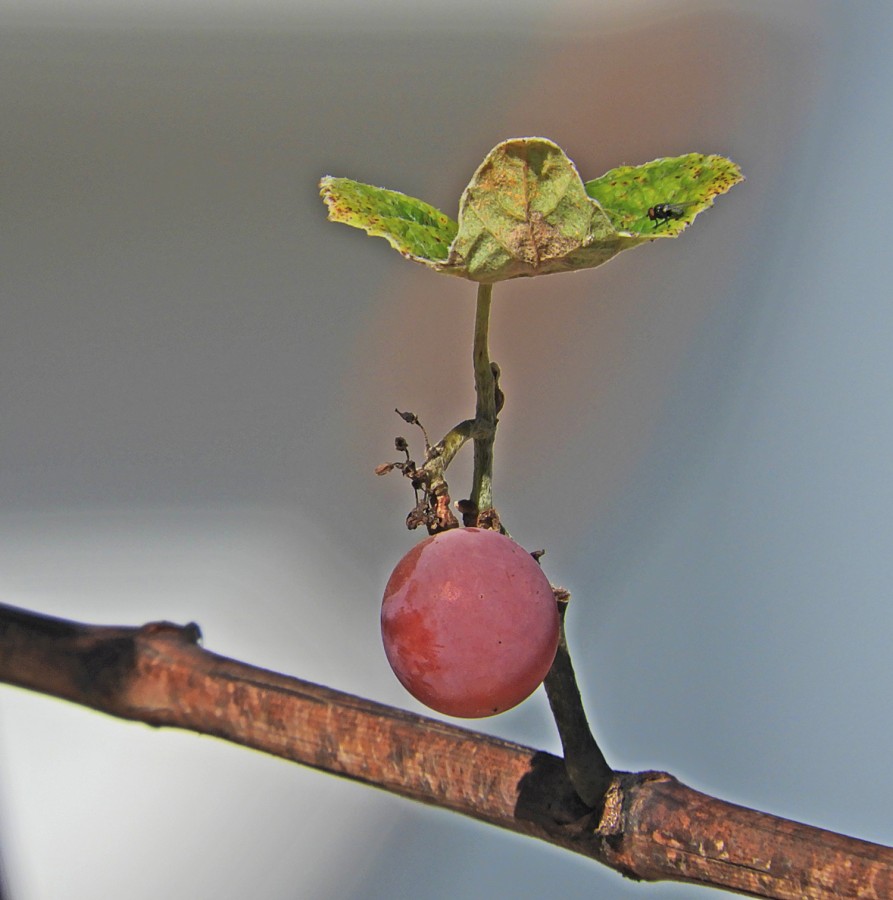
[2,1,892,897]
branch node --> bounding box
[139,620,203,645]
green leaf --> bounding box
[320,139,743,283]
[319,176,458,262]
[584,153,744,237]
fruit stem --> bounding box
[543,592,614,808]
[471,283,497,515]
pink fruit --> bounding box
[381,527,559,718]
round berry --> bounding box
[381,527,559,717]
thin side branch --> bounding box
[543,590,612,808]
[1,602,892,898]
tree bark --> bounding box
[1,602,891,898]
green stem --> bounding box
[471,283,497,513]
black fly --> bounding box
[647,203,688,228]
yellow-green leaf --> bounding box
[584,153,744,237]
[319,176,458,262]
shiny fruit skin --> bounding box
[381,527,559,718]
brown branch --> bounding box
[1,602,891,898]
